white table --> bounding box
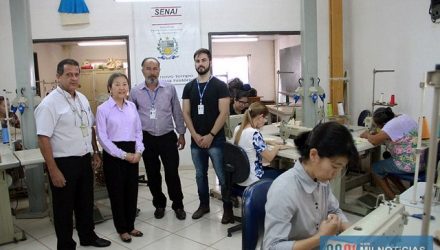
[400,183,440,249]
[0,144,24,245]
[259,123,378,215]
[12,149,48,219]
[266,105,297,123]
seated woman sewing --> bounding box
[263,122,358,250]
[232,102,288,190]
[360,107,419,200]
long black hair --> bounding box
[294,122,359,167]
[373,107,395,127]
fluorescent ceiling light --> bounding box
[78,41,126,46]
[212,37,258,43]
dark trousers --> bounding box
[142,131,184,210]
[50,154,97,250]
[103,141,139,234]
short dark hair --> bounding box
[373,107,395,127]
[294,122,359,167]
[107,73,130,93]
[141,57,160,67]
[235,90,249,100]
[193,48,212,61]
[57,59,79,75]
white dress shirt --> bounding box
[35,86,94,157]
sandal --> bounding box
[119,233,132,243]
[129,229,143,237]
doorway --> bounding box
[208,31,300,103]
[33,36,130,114]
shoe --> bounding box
[119,233,132,243]
[129,229,143,237]
[191,206,210,219]
[80,237,111,247]
[221,207,234,224]
[154,207,165,219]
[174,208,186,220]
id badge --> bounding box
[150,108,157,119]
[80,125,89,137]
[198,104,204,115]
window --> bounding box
[212,56,249,84]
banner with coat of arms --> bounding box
[133,2,201,85]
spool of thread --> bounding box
[337,102,345,116]
[379,93,384,103]
[422,116,430,140]
[389,94,395,105]
[327,103,333,117]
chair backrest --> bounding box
[241,179,273,250]
[357,109,371,126]
[223,141,250,184]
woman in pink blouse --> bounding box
[96,73,145,243]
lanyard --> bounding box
[57,88,87,126]
[196,76,213,104]
[146,87,159,107]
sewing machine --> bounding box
[341,199,408,236]
[279,120,312,144]
[224,114,244,139]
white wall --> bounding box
[212,40,275,101]
[343,0,440,122]
[0,0,17,94]
[33,44,67,83]
[0,0,300,167]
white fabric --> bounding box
[35,86,94,157]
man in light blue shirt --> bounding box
[129,57,187,220]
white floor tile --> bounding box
[16,217,54,240]
[0,239,50,250]
[174,218,230,245]
[210,233,242,250]
[143,210,198,233]
[138,234,208,250]
[106,221,171,249]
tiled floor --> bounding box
[1,167,362,250]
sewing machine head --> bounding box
[341,200,408,236]
[279,120,312,143]
[224,114,244,139]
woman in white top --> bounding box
[233,102,286,188]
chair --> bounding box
[223,142,250,237]
[357,109,371,126]
[241,179,273,250]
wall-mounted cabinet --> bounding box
[79,69,125,114]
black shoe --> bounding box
[175,208,186,220]
[221,207,234,224]
[191,206,210,219]
[154,207,165,219]
[80,238,111,247]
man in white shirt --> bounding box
[35,59,111,250]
